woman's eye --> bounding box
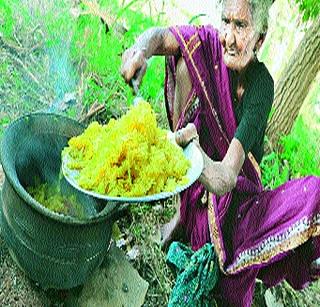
[222,17,230,24]
[235,21,245,29]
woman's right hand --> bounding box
[120,46,148,89]
[120,27,179,89]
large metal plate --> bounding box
[62,141,203,203]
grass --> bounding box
[128,201,175,305]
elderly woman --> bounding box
[121,0,320,305]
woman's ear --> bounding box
[255,33,266,52]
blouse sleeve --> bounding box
[234,68,274,155]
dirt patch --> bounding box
[0,236,50,306]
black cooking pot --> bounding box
[0,113,126,289]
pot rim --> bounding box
[0,112,126,225]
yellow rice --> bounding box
[62,101,190,197]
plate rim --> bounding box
[62,141,203,203]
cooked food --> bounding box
[62,101,190,197]
[27,183,85,217]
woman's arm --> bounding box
[121,27,179,86]
[199,138,244,196]
[175,124,245,196]
[134,27,180,58]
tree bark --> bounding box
[266,17,320,149]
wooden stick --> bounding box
[80,102,105,122]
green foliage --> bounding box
[261,116,320,189]
[280,117,320,177]
[0,0,35,40]
[70,0,164,114]
[0,0,14,38]
[0,0,165,124]
[295,0,320,21]
[189,14,208,25]
[140,57,165,108]
[0,0,28,39]
[260,150,290,189]
[44,6,75,49]
[0,115,10,138]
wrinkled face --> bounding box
[219,0,259,72]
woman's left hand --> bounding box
[175,123,199,148]
[175,124,245,196]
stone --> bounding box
[73,244,149,307]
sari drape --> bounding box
[165,25,320,306]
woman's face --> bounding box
[219,0,259,72]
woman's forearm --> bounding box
[198,138,245,196]
[199,150,237,196]
[135,27,180,58]
[173,112,245,197]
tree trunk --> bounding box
[266,17,320,148]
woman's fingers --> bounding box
[134,61,147,88]
[120,48,147,85]
[175,123,199,147]
[120,49,136,82]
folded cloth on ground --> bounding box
[166,241,219,306]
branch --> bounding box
[0,31,44,54]
[80,102,105,122]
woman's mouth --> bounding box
[226,49,237,56]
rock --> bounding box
[73,243,149,307]
[126,245,140,261]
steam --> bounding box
[22,0,79,113]
[47,38,78,113]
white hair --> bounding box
[248,0,273,34]
[221,0,273,34]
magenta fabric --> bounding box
[165,25,320,306]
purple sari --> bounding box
[165,25,320,306]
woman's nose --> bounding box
[224,25,236,47]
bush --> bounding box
[261,116,320,189]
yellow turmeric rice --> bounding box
[62,101,190,197]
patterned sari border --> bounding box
[172,26,231,147]
[208,193,227,273]
[190,41,201,57]
[226,214,320,274]
[186,32,198,47]
[173,26,233,273]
